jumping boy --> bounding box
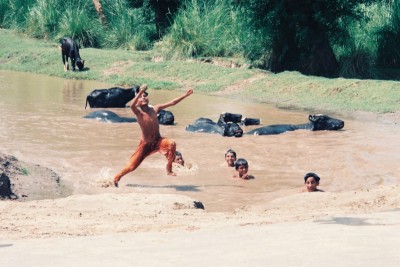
[113,84,193,187]
[233,158,254,180]
[302,172,324,192]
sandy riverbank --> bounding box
[1,150,400,266]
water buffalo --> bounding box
[83,109,175,125]
[61,37,85,71]
[158,110,175,125]
[85,86,138,109]
[245,114,344,135]
[83,110,137,123]
[218,112,260,126]
[186,117,244,137]
[241,117,261,126]
[218,112,242,123]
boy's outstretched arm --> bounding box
[156,89,193,111]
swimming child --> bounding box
[302,172,324,192]
[233,158,254,180]
[174,151,185,166]
[225,149,237,167]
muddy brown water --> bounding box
[1,70,399,211]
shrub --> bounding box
[338,45,376,79]
[26,0,61,39]
[56,2,103,48]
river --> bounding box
[1,70,399,211]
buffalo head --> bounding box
[308,114,345,131]
[222,122,243,137]
[158,110,175,125]
[218,112,242,124]
[76,59,85,71]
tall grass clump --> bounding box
[1,0,36,29]
[25,0,62,39]
[161,0,240,58]
[338,44,376,79]
[56,0,103,47]
[334,2,390,78]
[100,0,156,50]
[376,0,400,67]
[0,0,9,26]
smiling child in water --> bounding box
[302,172,324,192]
[233,158,254,180]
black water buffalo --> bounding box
[85,86,138,109]
[245,114,344,135]
[241,117,261,126]
[83,110,137,123]
[158,110,175,125]
[185,112,261,137]
[61,37,85,71]
[83,109,175,125]
[218,112,242,123]
[186,117,244,137]
[218,112,260,126]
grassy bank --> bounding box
[1,29,399,114]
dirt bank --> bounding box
[0,152,72,201]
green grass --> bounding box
[1,29,399,114]
[21,167,30,175]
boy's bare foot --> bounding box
[167,172,177,176]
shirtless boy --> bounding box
[113,84,193,187]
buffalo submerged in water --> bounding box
[185,112,260,137]
[83,109,175,125]
[245,114,345,135]
[186,113,344,137]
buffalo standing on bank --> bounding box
[60,37,85,71]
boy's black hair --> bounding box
[304,172,320,182]
[175,151,182,157]
[225,149,236,158]
[234,158,248,170]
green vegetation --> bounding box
[1,0,400,79]
[1,29,399,114]
[21,167,30,176]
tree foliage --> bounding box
[234,0,376,77]
[127,0,181,38]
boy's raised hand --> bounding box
[186,89,194,96]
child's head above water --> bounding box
[234,158,248,170]
[303,172,321,192]
[234,158,250,179]
[225,149,237,167]
[174,151,185,166]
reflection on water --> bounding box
[1,70,399,211]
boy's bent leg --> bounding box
[114,145,148,187]
[113,166,136,187]
[159,138,176,175]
